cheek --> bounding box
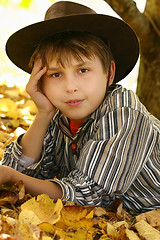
[41,79,55,94]
[43,86,60,108]
[89,78,107,96]
[40,78,47,93]
[41,81,57,102]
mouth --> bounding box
[65,99,83,106]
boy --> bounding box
[1,1,160,212]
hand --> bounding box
[0,165,13,185]
[0,165,62,199]
[26,59,56,116]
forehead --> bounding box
[45,49,96,68]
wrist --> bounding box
[37,109,56,121]
[35,110,55,125]
[1,165,16,184]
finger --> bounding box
[26,68,47,96]
[30,65,47,84]
[31,58,42,74]
[31,58,47,77]
[35,66,47,81]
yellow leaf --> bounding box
[19,209,41,225]
[0,98,17,112]
[66,227,87,240]
[6,119,20,129]
[54,226,87,240]
[20,194,63,225]
[0,132,7,142]
[54,226,66,239]
[98,218,108,232]
[55,216,68,231]
[99,235,110,240]
[0,0,10,7]
[42,236,53,240]
[22,99,37,115]
[19,223,41,240]
[62,205,87,221]
[0,98,21,119]
[38,222,55,234]
[106,222,117,235]
[86,209,94,219]
[113,221,129,229]
[19,0,32,8]
[63,218,93,230]
[61,205,93,230]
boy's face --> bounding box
[41,54,115,122]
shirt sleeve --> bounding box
[1,134,38,172]
[53,107,158,206]
[1,135,24,170]
[2,119,61,179]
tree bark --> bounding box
[104,0,160,119]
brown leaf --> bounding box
[135,219,160,240]
[0,190,18,206]
[1,207,19,220]
[94,206,107,217]
[125,228,140,240]
[106,198,122,213]
[11,181,25,201]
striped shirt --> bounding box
[2,85,160,212]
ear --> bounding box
[108,60,116,86]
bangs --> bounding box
[44,44,95,68]
[29,31,113,72]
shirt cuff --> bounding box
[13,134,23,158]
[12,134,35,171]
[49,178,75,202]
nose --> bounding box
[65,74,78,93]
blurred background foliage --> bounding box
[0,0,38,8]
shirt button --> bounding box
[71,143,77,152]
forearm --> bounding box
[1,165,62,200]
[20,111,54,162]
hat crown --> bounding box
[45,1,96,20]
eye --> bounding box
[52,72,62,78]
[79,68,88,73]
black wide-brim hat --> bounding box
[6,1,139,83]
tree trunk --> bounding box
[104,0,160,119]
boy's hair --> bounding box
[29,31,114,75]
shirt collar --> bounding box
[90,83,119,121]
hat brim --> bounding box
[6,14,139,83]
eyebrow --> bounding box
[47,67,61,71]
[47,61,90,71]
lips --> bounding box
[65,99,83,106]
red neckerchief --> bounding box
[70,119,83,136]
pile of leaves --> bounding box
[0,84,37,160]
[0,85,160,239]
[0,181,160,240]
